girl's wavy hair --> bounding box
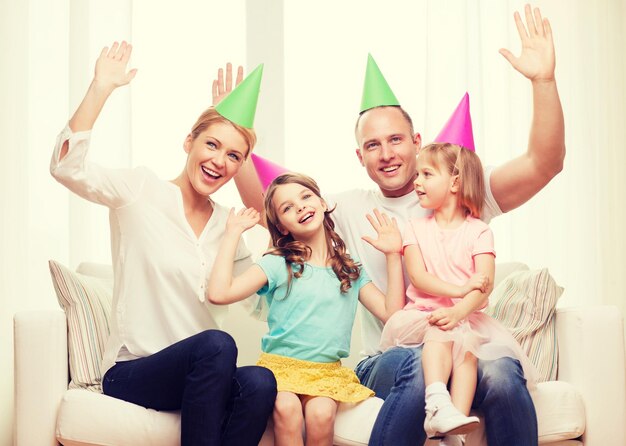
[420,143,485,218]
[263,172,360,296]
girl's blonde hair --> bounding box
[189,107,257,158]
[264,173,360,296]
[420,143,485,218]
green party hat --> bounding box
[360,54,400,113]
[215,63,264,128]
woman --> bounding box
[50,41,276,446]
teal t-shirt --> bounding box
[256,254,371,363]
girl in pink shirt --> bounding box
[380,143,536,445]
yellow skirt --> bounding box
[257,352,374,403]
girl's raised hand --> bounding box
[212,63,244,106]
[226,207,260,235]
[362,209,402,255]
[94,41,137,91]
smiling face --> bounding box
[355,106,421,197]
[413,152,458,211]
[183,121,248,197]
[270,182,328,240]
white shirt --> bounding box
[326,167,502,357]
[50,125,255,375]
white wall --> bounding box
[2,1,625,445]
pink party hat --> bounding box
[251,153,289,191]
[434,93,475,151]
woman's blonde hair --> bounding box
[264,172,360,296]
[420,143,485,218]
[189,107,257,158]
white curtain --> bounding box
[1,0,624,444]
[0,0,246,443]
[281,0,626,314]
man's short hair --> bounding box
[354,105,415,144]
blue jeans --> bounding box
[103,330,277,446]
[355,346,537,446]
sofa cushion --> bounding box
[56,389,180,446]
[57,381,584,446]
[486,268,564,382]
[334,397,384,445]
[52,383,587,445]
[493,261,529,287]
[48,260,113,392]
[531,381,585,442]
[56,389,383,446]
[75,262,114,283]
[464,381,585,445]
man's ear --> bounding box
[355,148,365,166]
[183,134,193,154]
[413,132,422,155]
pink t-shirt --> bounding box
[403,215,495,311]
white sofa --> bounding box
[13,262,626,446]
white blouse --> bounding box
[50,125,256,375]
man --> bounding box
[227,5,563,445]
[327,5,563,446]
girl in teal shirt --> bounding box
[207,172,404,446]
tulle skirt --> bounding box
[380,309,538,387]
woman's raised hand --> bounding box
[362,209,402,255]
[226,207,260,235]
[212,63,244,106]
[67,41,137,133]
[94,41,137,91]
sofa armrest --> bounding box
[14,310,68,446]
[556,306,626,446]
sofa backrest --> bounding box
[71,261,535,370]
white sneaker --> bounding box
[424,401,479,438]
[440,435,464,446]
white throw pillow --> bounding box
[48,260,113,392]
[486,268,564,382]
